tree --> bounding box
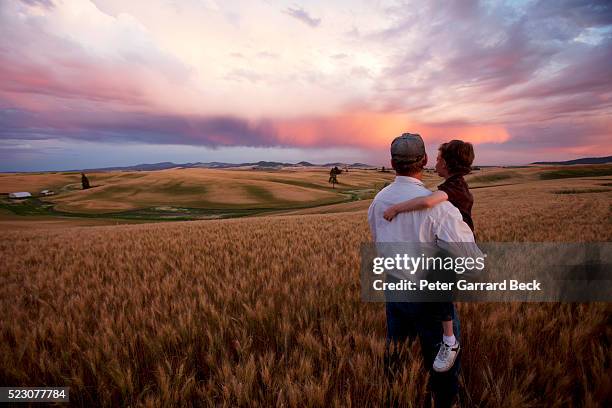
[81,173,91,190]
[328,166,341,188]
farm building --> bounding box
[8,192,32,199]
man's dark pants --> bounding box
[385,301,461,407]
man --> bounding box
[367,133,478,407]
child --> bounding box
[383,139,475,373]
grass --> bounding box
[553,188,610,194]
[0,193,354,221]
[468,172,514,183]
[0,198,54,216]
[539,166,612,180]
[155,181,209,196]
[268,178,334,191]
[242,185,277,201]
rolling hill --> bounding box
[531,156,612,165]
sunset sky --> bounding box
[1,0,611,171]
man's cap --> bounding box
[391,132,425,163]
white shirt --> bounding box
[368,176,476,244]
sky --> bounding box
[1,0,611,171]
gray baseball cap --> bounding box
[391,132,425,163]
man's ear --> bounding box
[422,153,428,168]
[390,159,395,170]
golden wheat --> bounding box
[1,175,611,407]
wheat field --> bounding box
[1,171,611,407]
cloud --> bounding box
[331,53,348,59]
[496,36,612,104]
[284,6,321,28]
[0,0,610,165]
[0,108,281,147]
[360,0,612,126]
[19,0,54,9]
[0,106,510,153]
[256,51,280,59]
[443,116,611,165]
[530,0,612,28]
[0,0,192,113]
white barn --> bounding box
[8,192,32,199]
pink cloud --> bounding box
[0,0,610,165]
[274,113,510,149]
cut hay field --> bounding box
[0,166,611,406]
[3,164,610,225]
[0,168,397,222]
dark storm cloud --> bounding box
[0,109,282,147]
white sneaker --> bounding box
[433,341,460,372]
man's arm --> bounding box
[367,201,377,242]
[430,204,484,276]
[431,206,474,243]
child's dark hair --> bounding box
[438,140,474,176]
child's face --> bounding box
[435,151,448,178]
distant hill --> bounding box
[68,161,376,172]
[532,156,612,165]
[323,162,374,168]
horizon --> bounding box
[1,0,611,171]
[3,155,611,174]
